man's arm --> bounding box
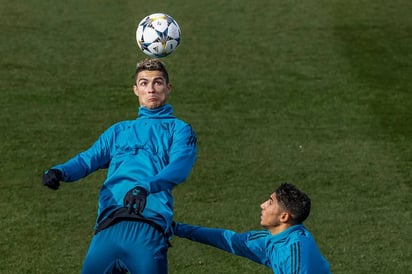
[50,127,113,182]
[174,222,268,266]
[146,124,197,193]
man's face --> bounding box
[260,193,286,229]
[133,70,172,109]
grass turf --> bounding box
[0,0,411,273]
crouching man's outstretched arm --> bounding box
[174,222,268,266]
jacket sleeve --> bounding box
[147,124,197,193]
[174,222,268,266]
[52,127,113,182]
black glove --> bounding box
[42,169,62,190]
[124,186,148,214]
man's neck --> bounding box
[268,223,292,235]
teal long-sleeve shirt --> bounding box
[53,104,197,233]
[174,223,331,274]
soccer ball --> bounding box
[136,13,181,58]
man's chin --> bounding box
[143,102,162,109]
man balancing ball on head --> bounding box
[42,59,197,274]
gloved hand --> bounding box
[124,186,148,214]
[42,169,63,190]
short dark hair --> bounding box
[134,58,169,83]
[275,183,311,224]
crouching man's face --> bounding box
[260,193,290,234]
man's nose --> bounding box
[147,83,155,92]
[146,82,155,93]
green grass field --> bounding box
[1,0,411,273]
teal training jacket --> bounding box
[174,223,331,274]
[53,104,197,234]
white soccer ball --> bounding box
[136,13,181,58]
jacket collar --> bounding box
[138,104,175,119]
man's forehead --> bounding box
[269,193,277,200]
[137,70,165,80]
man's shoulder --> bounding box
[247,230,271,241]
[109,120,134,130]
[266,225,308,245]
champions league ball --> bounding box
[136,13,181,58]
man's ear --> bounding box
[133,84,139,97]
[279,211,291,224]
[167,83,173,95]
